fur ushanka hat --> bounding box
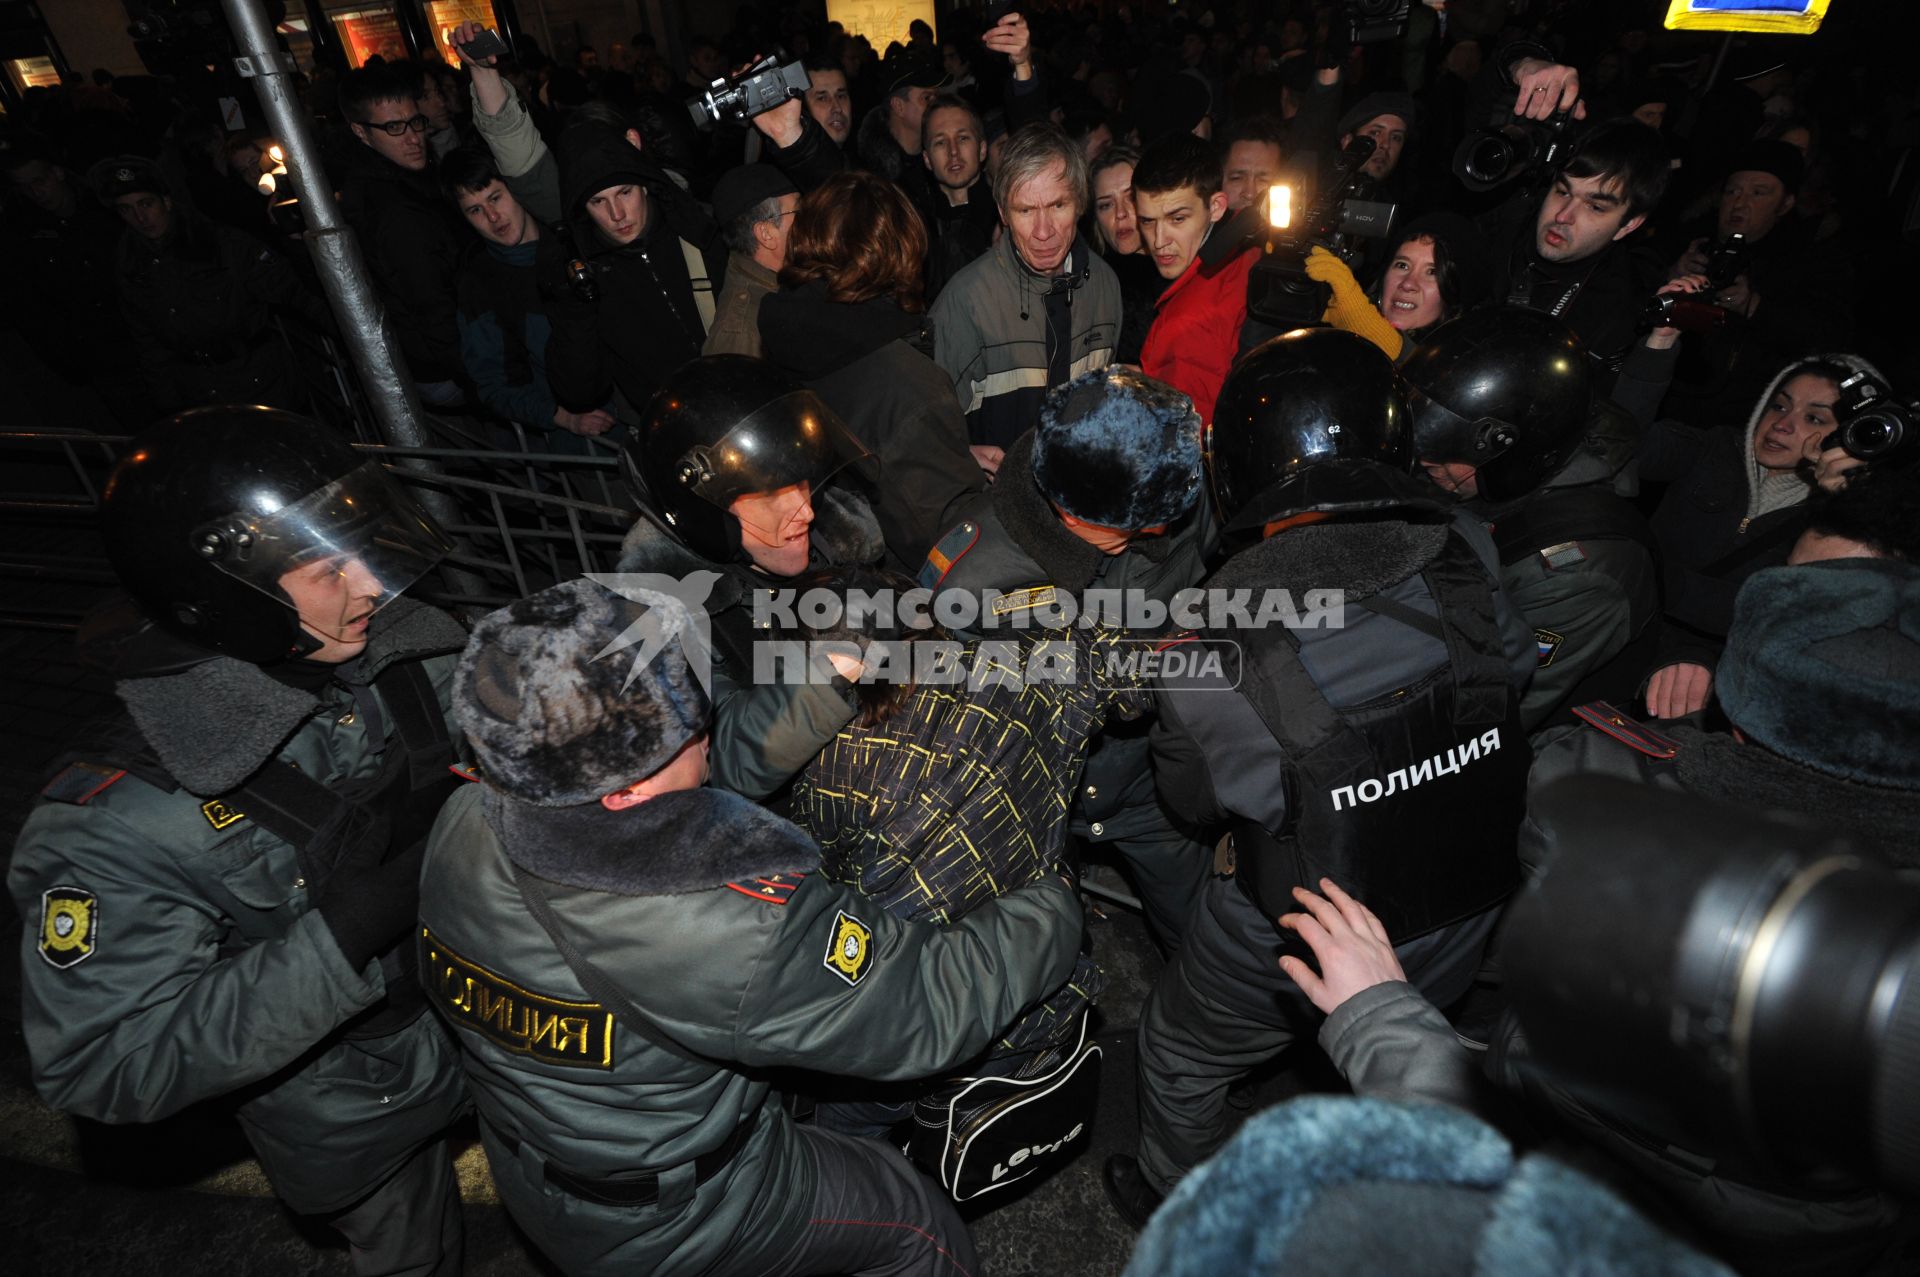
[1717,558,1920,790]
[1032,365,1204,531]
[455,578,709,806]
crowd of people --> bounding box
[5,1,1920,1275]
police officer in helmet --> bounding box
[618,354,886,800]
[1103,329,1537,1229]
[1404,307,1660,733]
[9,407,471,1273]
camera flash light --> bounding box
[1267,184,1292,230]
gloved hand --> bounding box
[313,836,429,972]
[1306,246,1404,360]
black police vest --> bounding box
[1227,530,1529,943]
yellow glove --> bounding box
[1305,246,1404,361]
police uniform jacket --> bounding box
[616,485,885,801]
[7,600,470,1215]
[417,780,1081,1276]
[921,429,1219,839]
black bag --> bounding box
[908,1013,1102,1202]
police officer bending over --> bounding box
[1103,330,1538,1228]
[418,577,1083,1277]
[10,409,471,1274]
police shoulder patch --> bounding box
[1572,701,1681,760]
[822,908,874,986]
[725,872,805,906]
[1534,628,1566,667]
[992,585,1057,616]
[201,798,246,830]
[919,520,981,589]
[40,886,99,969]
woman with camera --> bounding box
[1638,352,1885,719]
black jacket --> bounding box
[758,279,985,570]
[543,126,727,413]
[922,181,999,303]
[336,143,466,384]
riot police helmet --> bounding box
[622,355,871,564]
[101,406,453,664]
[1400,307,1594,503]
[1207,327,1433,533]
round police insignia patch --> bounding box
[40,886,98,969]
[823,909,873,986]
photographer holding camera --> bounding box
[1661,140,1858,428]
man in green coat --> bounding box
[418,576,1083,1276]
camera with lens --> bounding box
[1638,291,1729,335]
[1344,0,1412,44]
[1702,232,1751,292]
[1505,777,1920,1197]
[1225,135,1397,332]
[1453,105,1573,193]
[1822,370,1919,468]
[687,54,811,129]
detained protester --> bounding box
[616,355,885,801]
[1104,330,1534,1230]
[922,366,1217,953]
[418,577,1084,1277]
[93,156,331,414]
[1405,309,1660,733]
[784,566,1121,1146]
[932,124,1121,473]
[10,409,470,1275]
[1637,353,1882,720]
[757,171,983,570]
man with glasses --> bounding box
[702,164,800,358]
[337,63,468,408]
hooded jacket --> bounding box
[930,231,1122,449]
[758,278,985,568]
[1640,352,1881,675]
[336,141,466,384]
[543,126,727,413]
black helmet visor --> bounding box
[192,460,453,615]
[671,391,872,511]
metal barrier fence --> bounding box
[0,418,638,631]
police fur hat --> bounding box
[455,578,709,806]
[88,155,168,202]
[1717,559,1920,790]
[1127,1096,1733,1277]
[1032,365,1203,531]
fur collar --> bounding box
[115,598,466,797]
[485,784,820,895]
[993,432,1109,590]
[1209,518,1451,601]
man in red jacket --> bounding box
[1136,134,1259,425]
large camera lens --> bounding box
[1506,777,1920,1196]
[1456,131,1517,189]
[1841,411,1903,461]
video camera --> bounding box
[1345,0,1412,44]
[1454,105,1574,194]
[1506,778,1920,1197]
[687,54,810,129]
[1231,135,1398,332]
[1823,370,1919,468]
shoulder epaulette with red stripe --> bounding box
[724,872,807,906]
[919,519,982,590]
[41,762,129,806]
[1572,701,1681,760]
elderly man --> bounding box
[702,165,799,358]
[930,124,1121,477]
